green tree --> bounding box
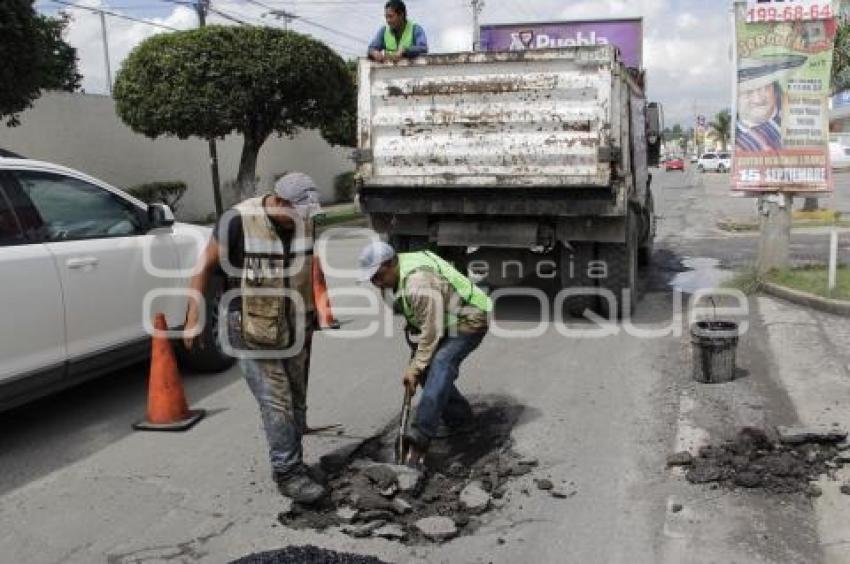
[114,26,356,200]
[709,109,731,151]
[833,20,850,94]
[0,1,81,126]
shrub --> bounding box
[334,171,356,203]
[127,181,187,211]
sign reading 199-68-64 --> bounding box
[747,0,835,22]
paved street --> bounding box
[1,166,849,563]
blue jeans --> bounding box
[231,312,311,477]
[412,330,486,443]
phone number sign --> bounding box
[746,0,835,22]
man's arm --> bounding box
[403,24,428,57]
[405,272,446,379]
[368,27,386,62]
[183,238,222,350]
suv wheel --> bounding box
[177,275,235,373]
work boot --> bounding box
[274,466,328,504]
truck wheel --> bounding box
[597,211,639,319]
[638,193,655,266]
[560,242,598,318]
[178,275,235,373]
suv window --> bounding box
[0,189,24,246]
[719,153,731,159]
[701,154,716,160]
[13,171,144,242]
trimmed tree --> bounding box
[709,109,731,151]
[113,26,356,202]
[0,1,81,126]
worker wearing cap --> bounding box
[368,0,428,63]
[359,242,491,466]
[184,173,327,504]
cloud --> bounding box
[49,0,733,124]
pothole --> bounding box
[669,426,850,495]
[229,546,389,564]
[277,397,568,543]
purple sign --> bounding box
[480,18,643,69]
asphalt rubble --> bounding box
[668,425,850,495]
[229,545,389,564]
[277,398,574,544]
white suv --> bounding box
[0,158,231,411]
[697,152,731,173]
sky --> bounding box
[34,0,735,127]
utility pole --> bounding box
[268,9,297,31]
[194,0,224,217]
[99,12,112,94]
[471,0,484,51]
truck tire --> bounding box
[178,275,235,373]
[597,211,639,319]
[560,242,598,318]
[638,192,655,266]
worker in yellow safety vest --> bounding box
[359,242,491,467]
[368,0,428,63]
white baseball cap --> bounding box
[358,241,396,282]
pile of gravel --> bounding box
[670,426,849,495]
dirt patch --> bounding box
[677,427,849,494]
[278,397,561,543]
[229,546,388,564]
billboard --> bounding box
[732,2,837,192]
[479,18,643,69]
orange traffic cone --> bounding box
[133,313,205,432]
[313,258,340,329]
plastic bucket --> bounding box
[691,321,739,384]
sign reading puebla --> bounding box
[479,18,644,69]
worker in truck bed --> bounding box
[368,0,428,63]
[358,242,491,466]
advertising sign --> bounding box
[733,3,837,192]
[479,19,643,69]
[747,0,835,23]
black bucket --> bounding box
[691,321,739,384]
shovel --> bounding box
[395,387,413,464]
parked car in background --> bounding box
[665,156,685,172]
[690,154,699,163]
[830,136,850,170]
[697,152,731,173]
[0,157,232,411]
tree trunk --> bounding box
[236,135,264,201]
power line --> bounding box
[52,0,180,30]
[208,5,252,25]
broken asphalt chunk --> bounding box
[666,451,694,467]
[776,425,847,445]
[415,516,458,541]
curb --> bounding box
[761,282,850,317]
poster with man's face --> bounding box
[733,4,836,192]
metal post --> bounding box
[194,0,223,217]
[829,227,839,294]
[757,193,792,276]
[99,12,112,94]
[471,0,484,51]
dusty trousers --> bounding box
[229,311,313,477]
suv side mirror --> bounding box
[148,203,175,229]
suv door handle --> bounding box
[66,257,100,269]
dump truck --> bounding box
[355,45,662,317]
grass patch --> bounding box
[792,209,840,222]
[723,268,762,295]
[765,266,850,301]
[316,203,365,229]
[717,219,850,232]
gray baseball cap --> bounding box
[274,172,323,218]
[358,241,396,282]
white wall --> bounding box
[0,91,354,220]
